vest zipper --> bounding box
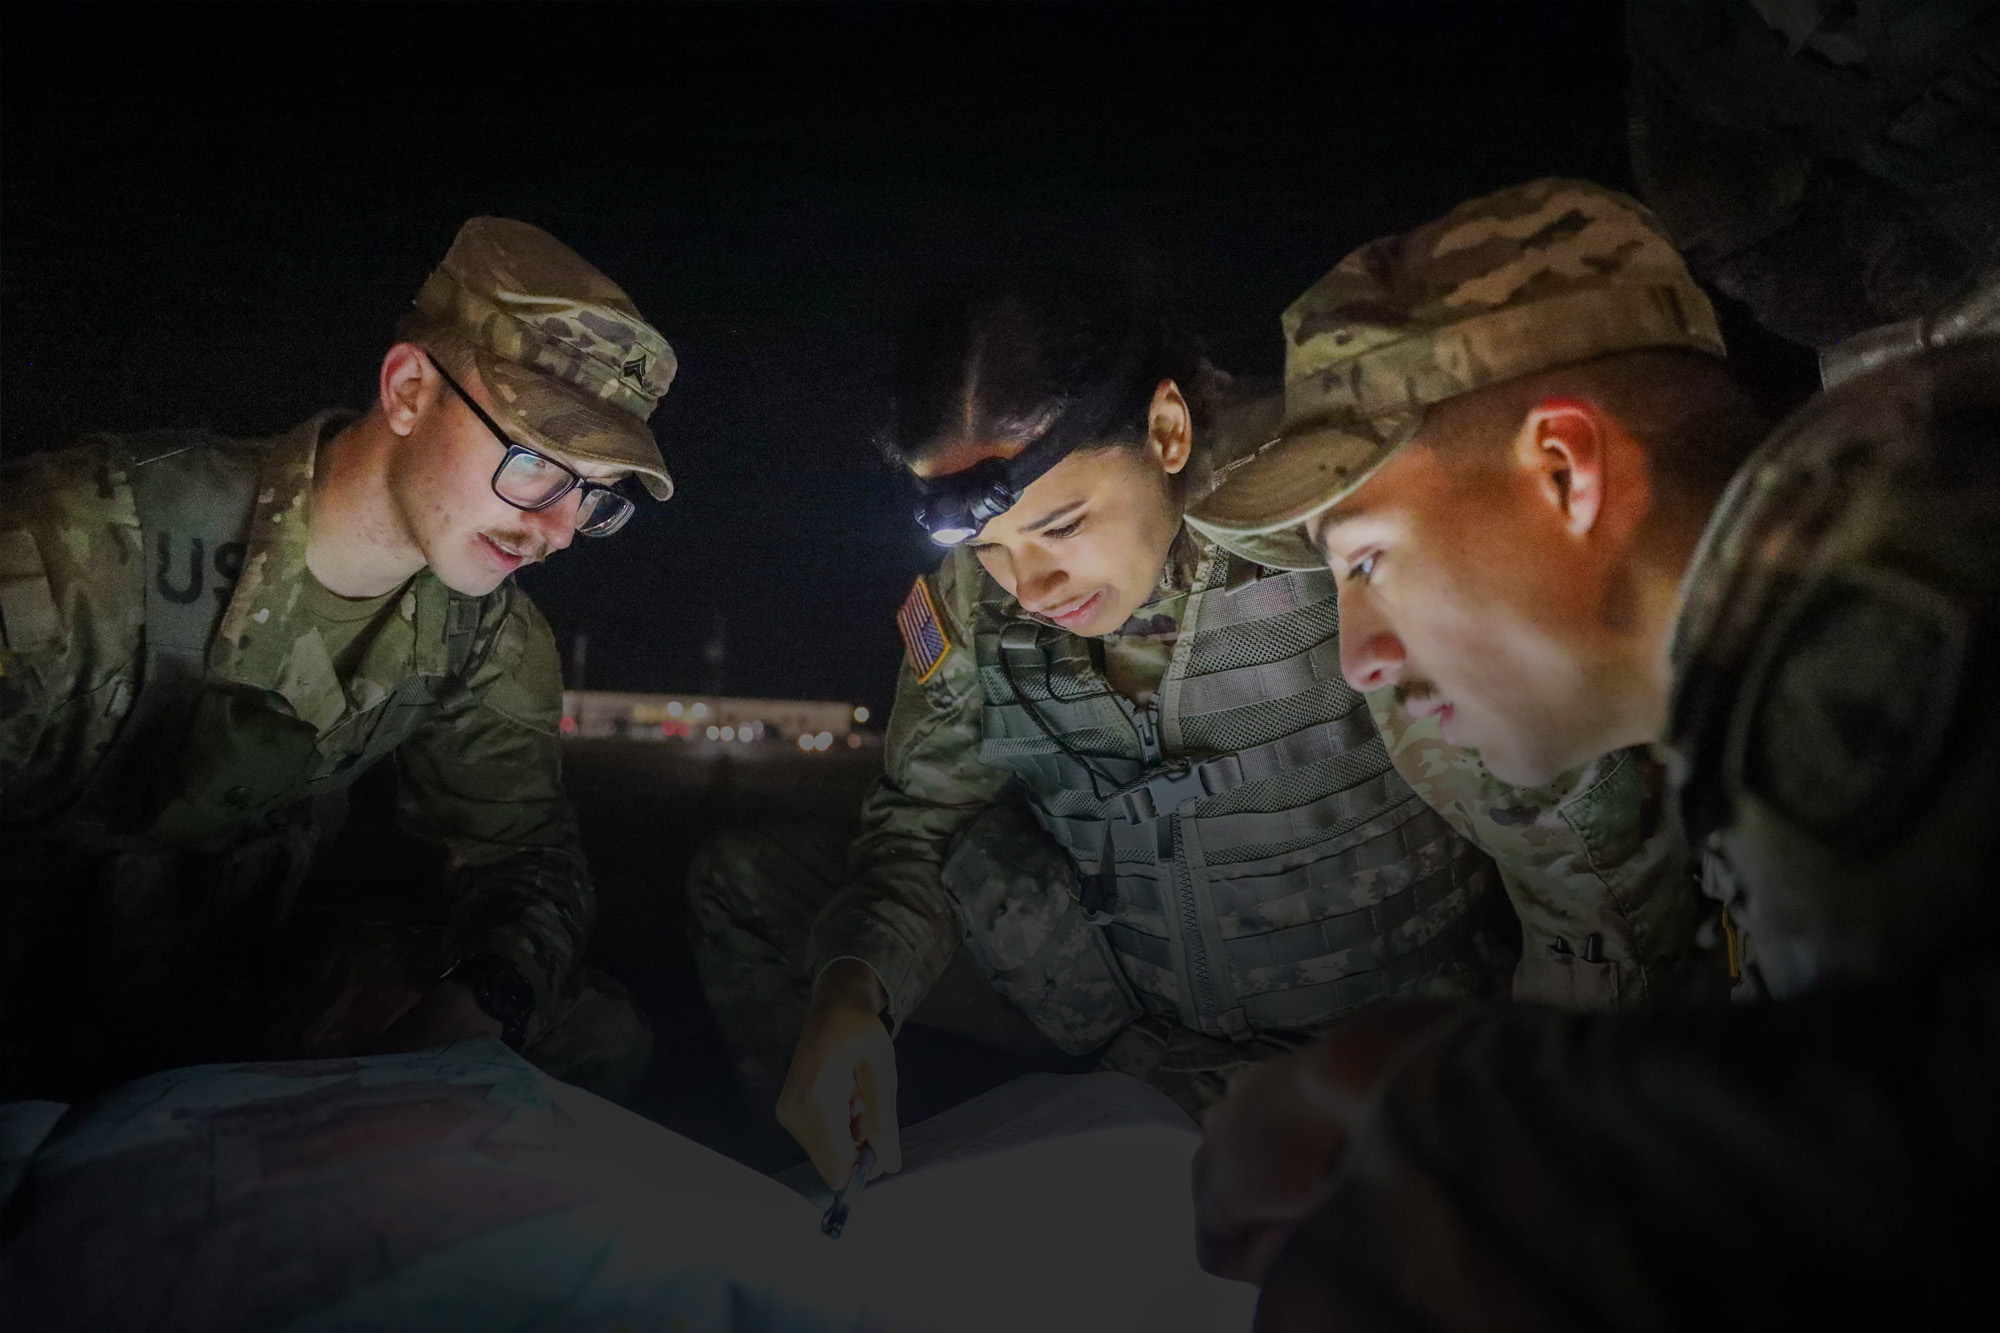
[1171,813,1222,1031]
[1132,695,1220,1029]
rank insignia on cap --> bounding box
[896,576,952,683]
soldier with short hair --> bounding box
[0,218,671,1102]
[1185,178,2000,1326]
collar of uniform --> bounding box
[1159,524,1203,594]
[204,411,457,726]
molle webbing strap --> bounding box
[1182,768,1406,848]
[1104,921,1174,971]
[1234,909,1484,1028]
[1001,700,1383,829]
[972,545,1481,1035]
[1177,706,1378,799]
[1033,766,1416,878]
[1194,567,1336,631]
[1220,857,1466,972]
[1201,803,1456,919]
[1175,638,1346,717]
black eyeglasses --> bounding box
[426,353,636,538]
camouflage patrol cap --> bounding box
[1187,179,1725,569]
[413,217,678,500]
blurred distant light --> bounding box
[797,733,814,751]
[852,706,871,724]
[691,702,709,720]
[815,731,833,751]
[706,725,720,740]
[847,732,862,748]
[559,716,577,735]
[667,701,684,718]
[721,726,736,741]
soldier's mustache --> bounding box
[484,531,547,564]
[1395,679,1440,709]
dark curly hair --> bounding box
[881,265,1212,469]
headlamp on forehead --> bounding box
[911,396,1122,546]
[915,457,1026,546]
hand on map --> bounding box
[779,958,904,1188]
[1192,1001,1460,1283]
[368,980,506,1055]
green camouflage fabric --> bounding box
[1186,178,1725,570]
[411,217,678,499]
[1367,691,1728,1009]
[688,817,1328,1117]
[687,820,1065,1100]
[804,539,1184,1028]
[934,805,1143,1055]
[0,416,617,1094]
[1668,337,2000,998]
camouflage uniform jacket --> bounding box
[0,415,592,1011]
[812,546,1143,1025]
[814,528,1491,1032]
[1367,695,1727,1009]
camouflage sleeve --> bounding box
[1366,687,1725,1010]
[0,443,145,821]
[810,559,1014,1028]
[394,586,592,1013]
[1257,953,1998,1329]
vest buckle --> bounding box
[1118,761,1212,823]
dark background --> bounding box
[1,1,1819,719]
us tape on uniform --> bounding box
[896,576,952,683]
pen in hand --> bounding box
[820,1144,877,1239]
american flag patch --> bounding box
[896,577,952,683]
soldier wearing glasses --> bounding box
[0,218,667,1101]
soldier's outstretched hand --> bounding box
[778,958,904,1188]
[1192,1001,1458,1283]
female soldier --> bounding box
[688,272,1499,1188]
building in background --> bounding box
[561,691,876,751]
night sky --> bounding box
[1,3,1815,716]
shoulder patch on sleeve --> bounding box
[896,576,952,683]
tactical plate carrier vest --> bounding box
[973,547,1494,1038]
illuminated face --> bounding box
[1310,441,1625,787]
[385,362,626,597]
[917,440,1186,638]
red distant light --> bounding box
[559,716,577,735]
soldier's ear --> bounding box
[1149,380,1194,475]
[1515,398,1605,538]
[380,342,434,437]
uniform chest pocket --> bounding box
[150,688,319,846]
[1558,749,1650,880]
[302,679,441,794]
